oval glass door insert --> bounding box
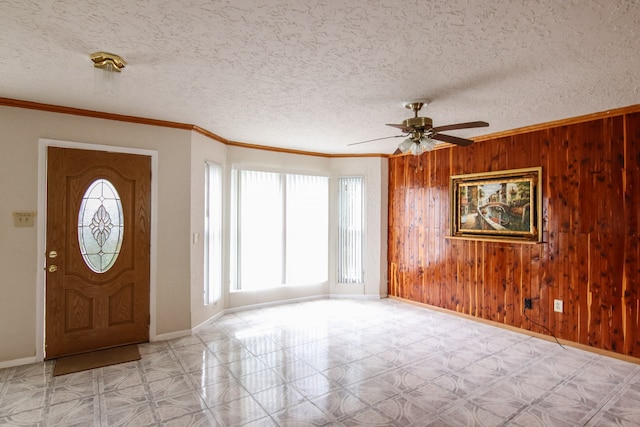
[77,178,124,273]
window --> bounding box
[286,174,329,284]
[204,162,223,305]
[237,170,283,290]
[338,176,364,283]
[234,169,328,290]
[78,178,124,273]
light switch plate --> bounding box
[13,211,36,227]
[554,299,563,313]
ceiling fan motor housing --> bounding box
[403,116,433,129]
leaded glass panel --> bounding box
[77,179,124,273]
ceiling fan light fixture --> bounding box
[398,138,413,154]
[419,136,436,152]
[409,142,422,156]
[398,135,436,156]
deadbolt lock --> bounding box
[48,265,58,273]
[48,250,58,258]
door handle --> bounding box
[48,250,58,258]
[48,265,58,273]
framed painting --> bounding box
[450,167,542,242]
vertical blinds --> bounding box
[286,173,329,285]
[338,177,364,283]
[238,170,283,290]
[204,162,223,305]
[237,169,328,290]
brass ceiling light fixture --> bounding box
[90,52,126,72]
[90,52,126,95]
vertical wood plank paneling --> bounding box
[520,244,531,327]
[510,245,521,325]
[485,243,496,322]
[478,241,487,320]
[466,239,476,315]
[495,245,507,323]
[529,243,543,333]
[539,242,552,334]
[387,109,640,359]
[537,129,550,242]
[558,232,571,340]
[504,245,515,324]
[625,170,639,299]
[623,113,640,356]
[575,233,590,345]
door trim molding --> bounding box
[37,139,158,361]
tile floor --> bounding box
[1,298,640,426]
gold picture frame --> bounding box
[450,167,542,242]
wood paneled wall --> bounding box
[388,109,640,358]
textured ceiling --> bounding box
[1,0,639,154]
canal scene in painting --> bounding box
[458,179,532,233]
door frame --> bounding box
[36,138,159,362]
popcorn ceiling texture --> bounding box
[0,0,638,154]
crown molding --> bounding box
[472,104,640,142]
[3,97,638,158]
[0,97,386,158]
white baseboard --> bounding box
[151,329,192,342]
[0,356,37,369]
[153,295,328,340]
[225,294,329,314]
[329,294,387,300]
[155,295,329,340]
[192,310,227,333]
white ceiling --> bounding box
[1,0,639,155]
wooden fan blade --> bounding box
[431,133,474,146]
[432,121,489,132]
[348,134,406,146]
[386,123,412,132]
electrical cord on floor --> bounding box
[523,307,566,349]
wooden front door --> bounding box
[45,147,151,358]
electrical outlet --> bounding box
[554,299,563,313]
[524,298,532,309]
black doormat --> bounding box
[53,344,141,376]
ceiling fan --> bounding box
[350,100,489,155]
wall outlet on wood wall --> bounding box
[554,299,563,313]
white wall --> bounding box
[0,106,192,364]
[330,157,388,298]
[190,131,227,328]
[0,104,388,365]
